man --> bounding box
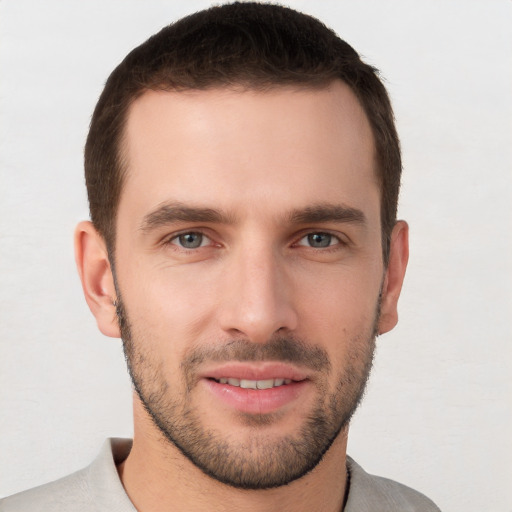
[2,3,440,511]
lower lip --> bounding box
[203,379,309,414]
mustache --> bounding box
[181,335,331,374]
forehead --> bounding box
[118,82,378,225]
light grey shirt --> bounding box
[1,438,441,511]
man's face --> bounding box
[114,83,386,488]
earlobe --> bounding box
[378,220,409,335]
[74,221,121,338]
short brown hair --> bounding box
[85,2,401,262]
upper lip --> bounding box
[199,362,310,382]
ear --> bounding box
[378,220,409,335]
[74,221,121,338]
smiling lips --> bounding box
[202,363,311,414]
[214,377,293,389]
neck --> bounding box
[118,400,349,512]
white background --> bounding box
[1,1,511,510]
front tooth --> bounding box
[256,379,275,390]
[222,378,291,389]
[240,379,257,389]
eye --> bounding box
[297,232,339,248]
[171,232,210,249]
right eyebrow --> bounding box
[139,201,235,233]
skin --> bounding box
[75,81,408,512]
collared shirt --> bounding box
[1,438,441,511]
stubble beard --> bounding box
[116,297,378,490]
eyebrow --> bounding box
[139,201,366,233]
[140,202,235,233]
[287,203,366,225]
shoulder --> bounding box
[0,468,93,512]
[0,438,135,512]
[345,456,442,512]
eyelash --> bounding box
[163,230,346,252]
[164,231,214,250]
[295,232,344,250]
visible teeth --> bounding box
[217,378,292,389]
[256,379,274,390]
[240,379,257,389]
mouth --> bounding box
[200,363,311,415]
[211,377,293,389]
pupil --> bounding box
[179,233,202,248]
[308,233,331,248]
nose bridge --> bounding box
[219,235,297,342]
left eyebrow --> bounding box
[139,201,235,233]
[287,203,367,226]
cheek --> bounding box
[120,263,222,345]
[294,265,381,343]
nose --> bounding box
[218,241,298,343]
